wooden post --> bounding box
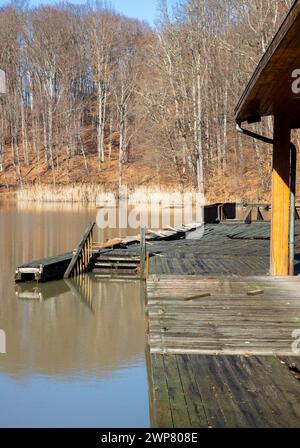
[271,115,291,276]
[140,225,146,280]
[146,254,150,278]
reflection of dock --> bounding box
[6,277,146,379]
[65,275,94,311]
[15,276,94,311]
[15,273,141,313]
[15,281,70,301]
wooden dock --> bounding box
[17,205,300,283]
[143,221,300,428]
[146,275,300,427]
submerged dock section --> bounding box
[15,221,202,283]
[15,252,73,283]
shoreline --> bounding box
[0,184,272,205]
[8,185,202,205]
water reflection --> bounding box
[7,276,146,378]
[15,281,70,302]
[0,203,150,427]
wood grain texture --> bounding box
[150,354,300,428]
[147,276,300,355]
[271,115,291,276]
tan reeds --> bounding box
[16,184,200,204]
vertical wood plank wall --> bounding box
[271,114,291,276]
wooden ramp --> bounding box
[147,275,300,428]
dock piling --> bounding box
[140,225,147,280]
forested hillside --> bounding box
[0,0,296,202]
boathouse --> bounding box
[235,0,300,276]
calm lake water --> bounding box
[0,202,150,428]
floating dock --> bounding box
[15,252,73,283]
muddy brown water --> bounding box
[0,202,155,428]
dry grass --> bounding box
[16,184,201,204]
[0,190,17,202]
[126,186,201,205]
[17,184,107,203]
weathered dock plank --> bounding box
[175,354,208,427]
[149,354,300,428]
[163,355,191,427]
[150,354,173,428]
[147,275,300,356]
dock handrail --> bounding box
[64,222,95,279]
